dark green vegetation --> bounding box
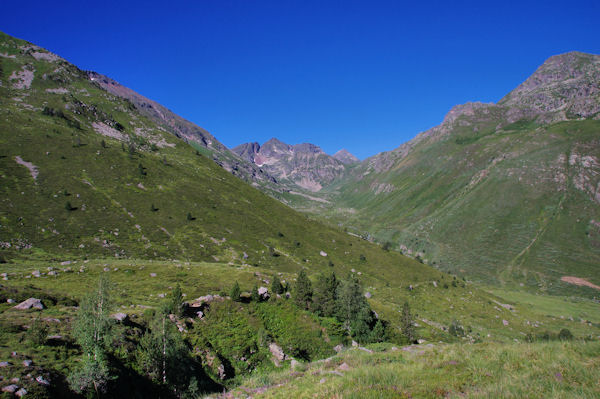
[0,32,598,397]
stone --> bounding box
[111,313,128,322]
[502,319,509,326]
[16,388,27,397]
[48,270,57,276]
[351,340,358,347]
[6,299,14,304]
[269,342,286,361]
[337,362,350,371]
[0,362,11,367]
[359,347,373,353]
[150,273,157,277]
[319,378,326,384]
[217,364,226,380]
[290,359,300,370]
[2,385,18,393]
[333,344,343,353]
[417,339,426,344]
[196,311,204,319]
[32,270,41,278]
[433,281,438,287]
[364,292,372,299]
[258,286,270,300]
[14,298,44,310]
[60,261,71,266]
[103,267,110,272]
[36,375,50,386]
[22,360,33,367]
[320,251,327,257]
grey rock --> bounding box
[364,291,372,299]
[16,388,27,397]
[2,384,18,393]
[0,361,11,367]
[111,313,128,322]
[333,344,343,353]
[22,360,33,367]
[36,375,50,386]
[269,342,286,361]
[14,298,44,310]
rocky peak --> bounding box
[232,142,260,163]
[333,149,359,164]
[498,51,600,120]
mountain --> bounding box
[313,52,600,297]
[232,138,348,192]
[333,149,360,164]
[0,32,597,398]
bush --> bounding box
[558,328,573,341]
[449,320,464,337]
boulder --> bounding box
[36,376,50,386]
[337,362,351,371]
[31,270,41,278]
[111,313,129,322]
[0,361,11,367]
[150,273,157,277]
[333,344,343,353]
[14,298,44,310]
[22,360,33,367]
[6,299,14,304]
[290,359,300,370]
[258,286,270,300]
[48,271,57,276]
[320,251,328,257]
[364,292,372,299]
[269,342,286,362]
[351,340,358,347]
[2,385,18,393]
[16,388,27,397]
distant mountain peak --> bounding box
[498,51,600,120]
[333,149,359,164]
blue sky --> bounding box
[2,0,599,159]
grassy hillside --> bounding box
[225,341,600,398]
[318,114,600,298]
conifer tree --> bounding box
[230,281,241,302]
[370,320,386,343]
[401,302,416,342]
[313,271,338,317]
[336,275,373,341]
[169,283,184,317]
[293,269,313,310]
[271,274,284,295]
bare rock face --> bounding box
[14,298,44,310]
[333,149,359,164]
[499,51,600,122]
[269,342,286,362]
[232,138,349,192]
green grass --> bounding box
[224,341,600,398]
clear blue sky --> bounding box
[2,0,599,159]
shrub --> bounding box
[449,319,464,337]
[558,328,573,341]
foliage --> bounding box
[449,319,464,337]
[293,269,313,310]
[270,274,284,295]
[230,281,241,302]
[401,302,416,342]
[136,311,189,386]
[312,271,338,317]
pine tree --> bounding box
[271,274,284,295]
[313,272,338,317]
[68,275,115,396]
[336,276,373,341]
[230,281,241,302]
[169,283,184,317]
[401,302,416,342]
[370,320,386,343]
[251,284,260,302]
[293,269,313,310]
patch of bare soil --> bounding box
[561,276,600,290]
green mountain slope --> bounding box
[316,52,600,297]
